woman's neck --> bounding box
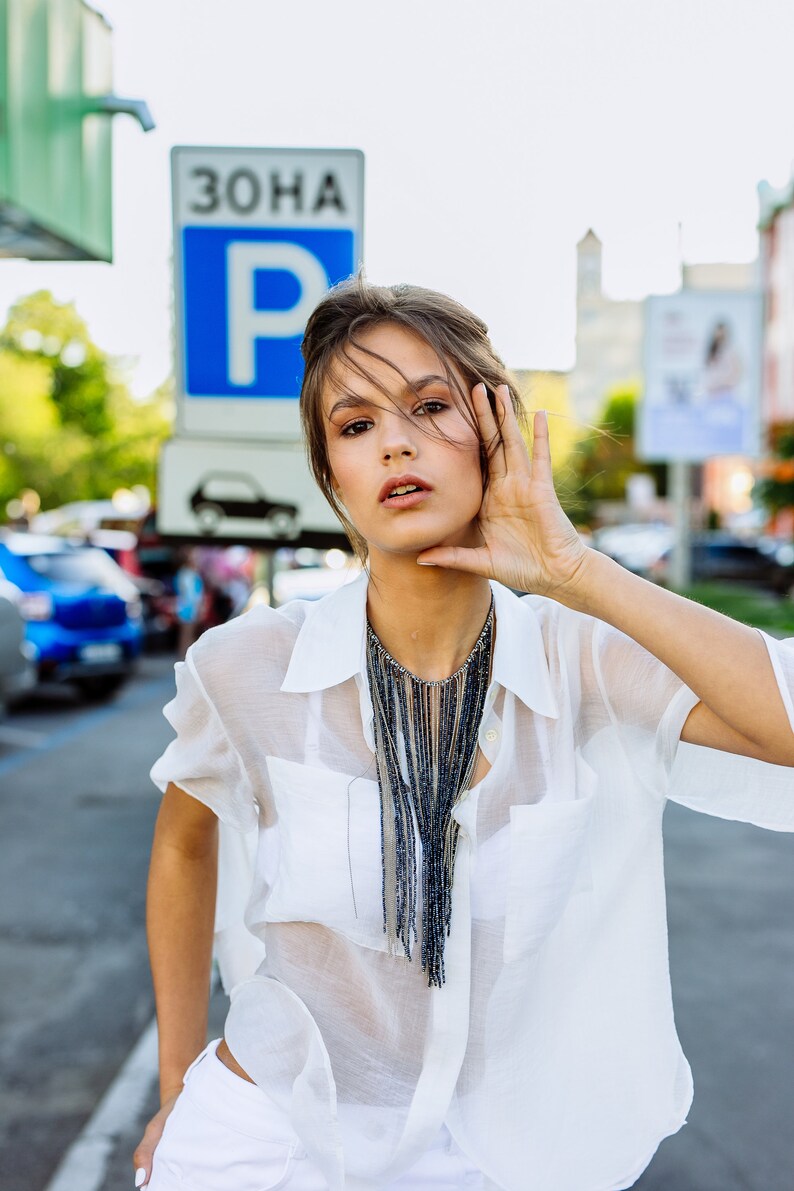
[365,552,493,682]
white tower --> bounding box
[576,228,603,301]
[570,229,643,425]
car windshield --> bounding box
[203,479,260,499]
[25,551,126,590]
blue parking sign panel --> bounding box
[171,147,364,441]
[182,226,355,398]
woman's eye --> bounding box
[414,400,447,416]
[341,418,373,437]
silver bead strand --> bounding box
[365,597,495,987]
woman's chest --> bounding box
[252,687,599,962]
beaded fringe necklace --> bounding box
[365,596,495,987]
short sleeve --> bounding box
[591,618,700,785]
[668,631,794,831]
[150,646,258,832]
[759,630,794,735]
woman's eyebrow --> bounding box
[404,373,451,393]
[327,393,376,418]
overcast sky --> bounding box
[2,0,794,395]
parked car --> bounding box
[0,579,36,714]
[0,533,144,699]
[132,509,196,648]
[272,556,361,605]
[593,523,675,577]
[30,509,180,651]
[649,533,794,596]
[81,521,182,651]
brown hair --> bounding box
[299,273,524,560]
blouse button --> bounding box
[485,728,499,743]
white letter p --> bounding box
[226,241,328,387]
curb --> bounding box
[44,1017,159,1191]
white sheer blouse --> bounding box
[150,573,794,1191]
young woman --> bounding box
[136,278,794,1191]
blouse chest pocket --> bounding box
[264,755,389,952]
[502,759,597,964]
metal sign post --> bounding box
[669,460,692,589]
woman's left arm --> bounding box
[562,547,794,767]
[417,385,794,768]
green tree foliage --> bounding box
[556,384,666,524]
[0,291,172,511]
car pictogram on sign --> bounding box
[189,472,299,537]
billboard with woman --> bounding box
[640,291,762,461]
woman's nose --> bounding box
[382,442,416,462]
[381,421,417,462]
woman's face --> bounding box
[322,323,485,561]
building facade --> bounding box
[758,175,794,534]
[568,229,644,427]
[759,176,794,427]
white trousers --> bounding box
[148,1039,488,1190]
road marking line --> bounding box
[0,724,48,747]
[0,673,174,779]
[44,1016,159,1191]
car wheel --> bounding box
[194,502,224,534]
[270,509,298,538]
[77,675,126,702]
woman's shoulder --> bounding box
[187,599,313,689]
[517,590,660,673]
[516,590,597,639]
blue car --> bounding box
[0,533,143,698]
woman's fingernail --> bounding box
[417,560,436,566]
[135,1169,147,1188]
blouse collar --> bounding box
[281,571,559,719]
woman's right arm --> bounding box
[133,782,219,1186]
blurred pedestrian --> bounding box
[136,277,794,1190]
[174,549,204,659]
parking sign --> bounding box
[171,146,364,441]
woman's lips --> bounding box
[381,488,430,510]
[378,474,432,508]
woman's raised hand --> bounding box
[417,383,590,598]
